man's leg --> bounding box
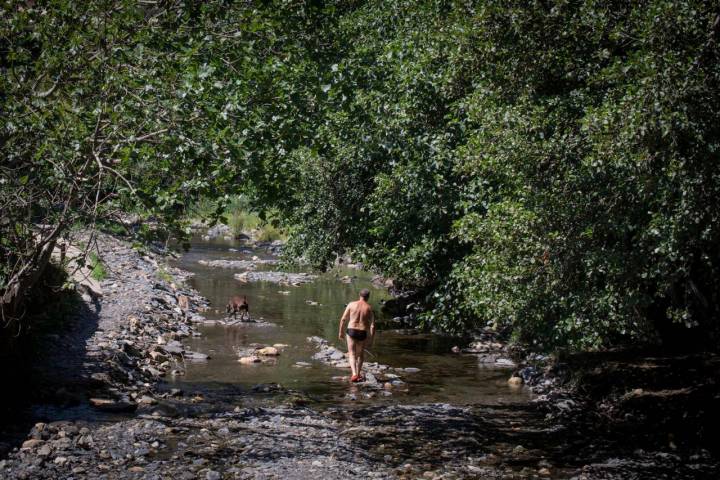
[346,335,357,379]
[355,339,365,379]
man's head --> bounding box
[359,288,370,300]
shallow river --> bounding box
[170,237,531,406]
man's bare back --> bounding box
[344,299,374,332]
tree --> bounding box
[1,0,330,324]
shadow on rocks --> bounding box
[0,285,101,458]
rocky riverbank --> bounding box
[5,234,211,416]
[2,233,719,479]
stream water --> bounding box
[169,237,532,407]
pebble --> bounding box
[257,346,279,356]
[508,376,523,387]
[185,351,210,361]
[21,439,44,450]
[37,445,51,457]
[239,356,261,364]
[138,395,157,405]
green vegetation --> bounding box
[88,253,108,282]
[156,267,174,284]
[2,1,718,352]
[188,195,286,241]
[279,1,720,351]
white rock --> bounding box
[256,346,279,356]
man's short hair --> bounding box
[359,288,370,299]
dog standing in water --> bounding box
[226,295,250,321]
[338,288,375,382]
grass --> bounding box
[228,209,261,235]
[188,194,287,242]
[88,252,108,281]
[255,223,284,242]
[156,267,174,283]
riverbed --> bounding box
[170,236,532,407]
[2,234,717,479]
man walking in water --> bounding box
[338,288,375,382]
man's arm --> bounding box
[368,309,376,346]
[338,304,351,340]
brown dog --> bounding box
[226,295,249,321]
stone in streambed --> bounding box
[256,346,279,356]
[162,341,184,356]
[364,372,378,385]
[206,470,221,480]
[37,444,52,457]
[508,376,523,387]
[149,350,168,363]
[138,395,157,405]
[185,351,210,361]
[238,356,261,364]
[329,350,345,361]
[76,434,94,449]
[151,403,179,418]
[89,398,137,412]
